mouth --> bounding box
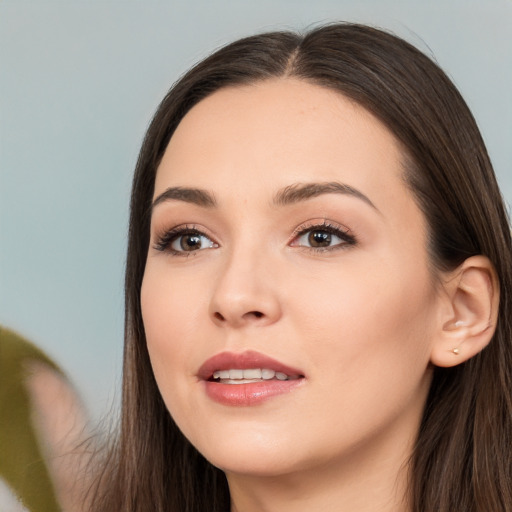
[199,350,305,382]
[211,368,302,384]
[198,350,305,406]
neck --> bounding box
[229,450,411,512]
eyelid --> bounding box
[289,219,357,249]
[152,219,356,255]
[152,224,219,254]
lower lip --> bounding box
[203,379,304,406]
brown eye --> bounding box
[291,224,356,251]
[308,230,332,247]
[170,232,216,253]
[180,234,202,251]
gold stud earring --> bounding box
[452,347,460,355]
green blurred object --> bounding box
[0,327,60,511]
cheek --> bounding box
[287,257,437,387]
[277,264,436,454]
[140,266,203,397]
[140,272,208,445]
[141,261,208,337]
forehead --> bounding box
[155,78,409,213]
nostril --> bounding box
[214,312,225,322]
[212,309,267,324]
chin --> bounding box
[208,446,333,482]
[190,429,315,478]
[210,453,301,478]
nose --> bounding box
[209,249,282,328]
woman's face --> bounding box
[141,79,442,478]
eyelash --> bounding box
[153,224,215,256]
[153,221,357,256]
[290,221,356,252]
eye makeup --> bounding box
[290,220,357,252]
[153,224,218,255]
[152,218,357,257]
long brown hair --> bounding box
[91,23,512,511]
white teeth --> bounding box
[229,369,244,379]
[212,368,291,381]
[243,368,262,379]
[261,369,276,380]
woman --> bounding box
[91,23,512,511]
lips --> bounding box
[198,350,305,406]
[198,350,303,380]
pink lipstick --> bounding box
[198,350,305,406]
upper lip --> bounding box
[198,350,304,381]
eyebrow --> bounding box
[151,181,377,212]
[152,187,217,210]
[272,181,378,211]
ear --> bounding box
[430,255,499,368]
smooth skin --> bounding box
[141,79,498,512]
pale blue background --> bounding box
[1,0,511,420]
